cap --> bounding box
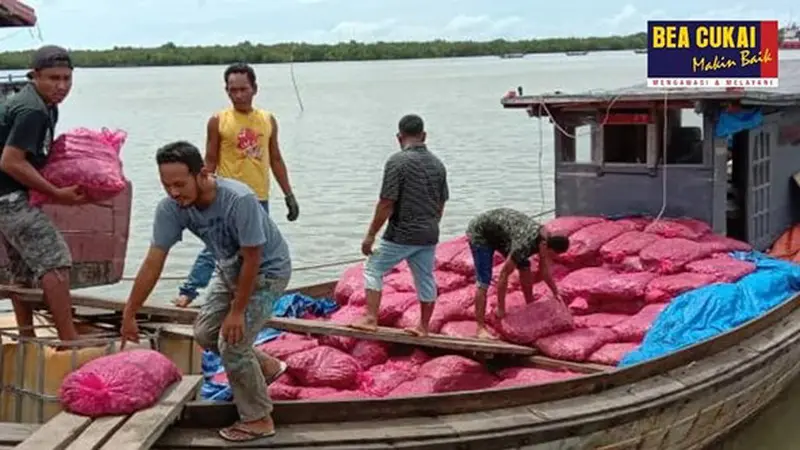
[27,45,73,78]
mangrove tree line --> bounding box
[0,33,647,69]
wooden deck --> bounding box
[145,300,800,448]
[14,375,201,450]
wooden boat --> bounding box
[0,0,36,100]
[0,73,29,100]
[499,53,525,59]
[6,54,800,450]
[780,23,800,50]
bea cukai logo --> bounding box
[651,24,773,73]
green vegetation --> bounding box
[0,33,647,69]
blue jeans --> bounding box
[179,200,269,300]
[470,243,494,290]
[363,239,437,302]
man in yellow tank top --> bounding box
[175,63,298,307]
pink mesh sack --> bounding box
[59,349,182,417]
[30,127,128,206]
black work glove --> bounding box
[285,193,299,222]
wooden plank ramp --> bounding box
[15,375,202,450]
[0,285,197,323]
[264,317,536,356]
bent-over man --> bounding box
[120,141,291,442]
[351,114,448,337]
[466,208,570,339]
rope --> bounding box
[120,257,366,281]
[289,43,304,113]
[645,90,670,227]
[0,28,24,43]
[120,208,557,282]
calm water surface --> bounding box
[69,50,650,299]
[10,50,800,447]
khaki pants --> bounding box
[193,275,289,422]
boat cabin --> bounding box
[0,0,36,101]
[502,59,800,251]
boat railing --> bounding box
[0,325,160,423]
[0,73,27,83]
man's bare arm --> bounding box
[367,199,394,238]
[0,147,60,196]
[123,246,169,317]
[538,243,559,299]
[268,115,293,196]
[496,258,517,312]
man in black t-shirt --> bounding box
[351,114,449,337]
[466,208,570,339]
[0,46,86,341]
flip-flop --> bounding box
[264,361,288,385]
[218,424,276,442]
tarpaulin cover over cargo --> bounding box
[198,215,800,400]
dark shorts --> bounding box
[469,243,494,289]
[0,191,72,286]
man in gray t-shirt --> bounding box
[351,114,449,337]
[119,141,290,442]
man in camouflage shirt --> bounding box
[466,208,570,339]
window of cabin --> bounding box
[665,108,704,165]
[575,125,592,162]
[554,121,593,163]
[602,124,648,163]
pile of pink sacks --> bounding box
[330,216,754,367]
[208,339,581,400]
[217,215,755,401]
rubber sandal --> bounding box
[265,361,288,385]
[218,424,276,442]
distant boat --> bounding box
[780,23,800,49]
[633,48,648,54]
[498,53,525,59]
[0,73,29,101]
[565,51,589,56]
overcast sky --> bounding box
[0,0,796,51]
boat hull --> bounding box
[155,294,800,448]
[2,281,799,449]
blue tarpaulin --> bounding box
[620,252,800,367]
[199,293,339,401]
[714,110,764,139]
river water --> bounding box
[6,50,799,447]
[68,50,648,299]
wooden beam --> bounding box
[528,356,614,374]
[99,375,202,450]
[264,317,535,356]
[0,285,197,322]
[64,416,127,450]
[0,423,40,446]
[15,412,92,450]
